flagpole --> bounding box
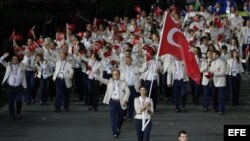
[148,12,167,98]
[142,11,168,131]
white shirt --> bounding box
[87,60,98,79]
[41,61,53,79]
[81,37,93,50]
[247,28,250,44]
[134,97,152,120]
[231,59,239,76]
[58,60,66,78]
[174,60,184,80]
[103,59,112,74]
[125,65,134,86]
[199,44,208,58]
[8,65,21,87]
[145,60,157,81]
[111,80,120,100]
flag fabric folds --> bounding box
[159,14,201,84]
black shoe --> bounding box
[203,108,208,112]
[182,108,187,112]
[117,129,121,135]
[113,134,118,138]
[32,100,36,104]
[175,109,180,113]
[88,107,93,111]
[219,112,224,115]
[54,109,61,113]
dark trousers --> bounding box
[87,79,100,110]
[82,73,89,104]
[228,74,241,105]
[49,79,56,101]
[49,68,55,101]
[173,79,187,110]
[144,80,157,110]
[162,71,173,100]
[135,119,152,141]
[203,83,212,109]
[55,78,70,110]
[126,86,138,119]
[40,76,52,104]
[189,78,202,105]
[7,85,24,118]
[74,68,83,100]
[212,86,226,113]
[109,99,124,135]
[25,70,36,104]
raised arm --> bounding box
[94,74,109,85]
[0,52,10,67]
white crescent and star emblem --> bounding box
[167,27,181,48]
[167,27,193,52]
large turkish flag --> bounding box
[159,14,201,84]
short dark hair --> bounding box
[221,45,227,50]
[213,50,221,56]
[125,42,133,48]
[112,69,120,75]
[178,130,187,137]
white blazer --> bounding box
[210,58,226,87]
[119,65,140,92]
[161,54,174,74]
[22,55,36,71]
[200,59,212,86]
[226,58,244,75]
[134,97,154,120]
[167,60,188,86]
[0,58,27,88]
[35,60,53,79]
[96,77,130,110]
[53,60,74,88]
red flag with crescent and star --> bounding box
[159,14,201,84]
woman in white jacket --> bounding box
[35,53,53,106]
[134,85,154,141]
[226,49,249,106]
